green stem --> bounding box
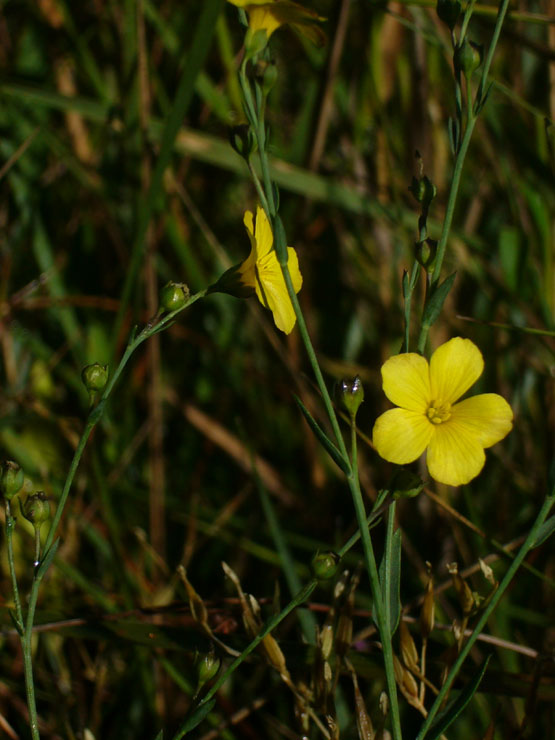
[416,484,555,739]
[417,0,511,352]
[349,420,403,740]
[22,576,41,740]
[18,290,206,738]
[5,501,24,630]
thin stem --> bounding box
[281,265,350,464]
[349,419,403,740]
[418,0,511,352]
[17,290,206,739]
[416,485,555,739]
[22,577,41,740]
[5,501,24,630]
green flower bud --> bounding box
[81,363,108,393]
[254,60,278,97]
[245,28,268,58]
[338,376,364,420]
[0,461,24,501]
[436,0,461,30]
[409,175,436,208]
[196,651,221,687]
[311,551,340,581]
[159,281,190,313]
[391,469,423,499]
[415,238,437,272]
[228,124,257,159]
[454,39,483,79]
[21,492,50,528]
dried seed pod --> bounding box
[399,620,419,673]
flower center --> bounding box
[426,400,452,424]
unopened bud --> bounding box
[0,461,24,501]
[196,650,221,687]
[436,0,462,30]
[245,27,268,58]
[228,124,257,159]
[21,492,50,529]
[338,376,364,420]
[409,175,437,207]
[254,59,278,97]
[81,363,108,393]
[311,551,340,581]
[454,39,483,79]
[415,238,437,272]
[159,281,190,313]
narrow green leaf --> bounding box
[378,528,402,636]
[36,538,60,580]
[426,655,491,740]
[294,396,350,474]
[532,514,555,548]
[172,698,216,739]
[421,272,457,330]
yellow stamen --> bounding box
[426,401,451,424]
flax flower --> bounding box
[227,0,326,46]
[372,337,513,486]
[211,206,302,334]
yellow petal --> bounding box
[381,353,431,412]
[247,7,282,36]
[372,408,433,464]
[253,206,273,258]
[286,246,302,293]
[426,421,485,486]
[256,253,297,333]
[449,394,513,448]
[429,337,483,405]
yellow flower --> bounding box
[372,337,513,486]
[238,206,302,334]
[227,0,326,46]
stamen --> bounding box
[426,400,451,424]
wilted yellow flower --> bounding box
[372,338,513,486]
[227,0,326,46]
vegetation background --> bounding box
[0,0,554,738]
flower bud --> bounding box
[245,27,269,58]
[228,124,257,160]
[159,281,190,313]
[21,492,50,529]
[254,60,278,97]
[338,376,364,420]
[311,551,340,581]
[0,461,24,501]
[415,238,437,272]
[196,650,221,687]
[81,363,108,393]
[409,175,437,208]
[454,39,483,79]
[436,0,461,30]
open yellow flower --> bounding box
[231,206,302,334]
[372,337,513,486]
[227,0,326,46]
